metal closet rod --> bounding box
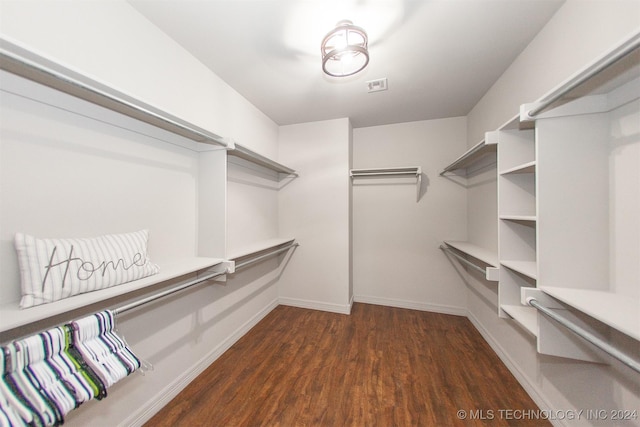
[350,167,421,178]
[113,270,226,316]
[234,242,299,271]
[439,245,486,275]
[526,298,640,374]
[527,34,640,118]
[0,39,227,147]
[115,242,299,314]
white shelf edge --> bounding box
[0,257,225,333]
[443,241,498,267]
[539,286,640,341]
[440,140,497,175]
[500,260,538,280]
[500,160,536,175]
[350,166,421,177]
[227,238,296,261]
[500,304,538,336]
[499,215,537,222]
[228,143,297,176]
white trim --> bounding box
[121,298,279,427]
[278,297,352,315]
[465,311,565,427]
[354,295,467,317]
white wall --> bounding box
[464,1,640,425]
[352,118,468,315]
[0,1,282,426]
[277,119,352,314]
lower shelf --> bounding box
[540,286,640,342]
[227,237,296,261]
[0,257,225,334]
[441,241,499,281]
[500,260,537,280]
[500,304,538,337]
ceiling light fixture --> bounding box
[321,20,369,77]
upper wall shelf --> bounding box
[228,143,297,177]
[0,38,227,149]
[439,139,497,176]
[350,167,422,201]
[350,166,421,178]
[520,32,640,121]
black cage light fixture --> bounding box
[321,20,369,77]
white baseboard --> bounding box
[121,297,280,427]
[354,294,467,317]
[466,311,565,427]
[278,296,352,315]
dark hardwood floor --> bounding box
[145,303,549,426]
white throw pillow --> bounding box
[15,230,160,308]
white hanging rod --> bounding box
[526,298,640,374]
[439,245,486,275]
[350,167,421,178]
[525,32,640,119]
[113,270,227,316]
[0,39,227,147]
[234,242,299,271]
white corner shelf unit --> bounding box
[439,139,497,176]
[441,241,499,281]
[492,124,539,337]
[502,32,640,365]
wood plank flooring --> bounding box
[145,303,549,426]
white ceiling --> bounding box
[129,0,564,128]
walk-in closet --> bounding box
[0,1,638,426]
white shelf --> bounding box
[0,39,227,149]
[440,140,497,176]
[500,304,538,336]
[351,167,423,202]
[350,166,421,178]
[501,260,537,280]
[443,241,498,267]
[500,161,536,175]
[441,240,499,282]
[500,215,537,222]
[227,237,296,261]
[0,257,225,333]
[228,144,297,177]
[540,287,640,341]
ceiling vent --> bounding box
[367,78,388,93]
